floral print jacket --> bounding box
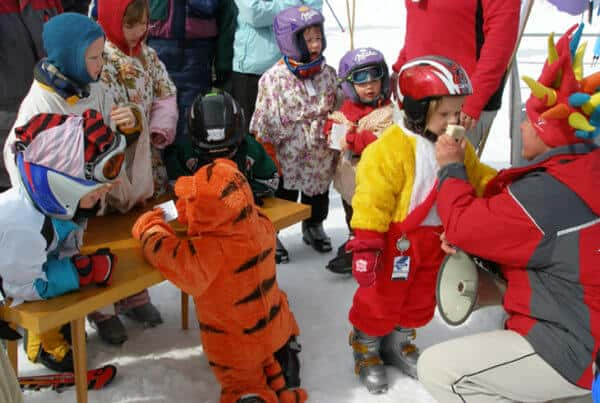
[250,62,339,196]
[100,41,178,212]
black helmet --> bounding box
[188,90,245,158]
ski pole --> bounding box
[324,0,345,32]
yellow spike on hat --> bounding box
[548,32,558,64]
[569,112,595,131]
[573,42,587,81]
[523,76,558,106]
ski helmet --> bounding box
[188,90,245,159]
[398,55,472,132]
[273,6,326,63]
[338,47,390,104]
[14,109,126,220]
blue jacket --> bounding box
[232,0,323,75]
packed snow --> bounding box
[18,1,595,401]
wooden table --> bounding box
[0,197,310,403]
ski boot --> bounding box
[124,302,163,328]
[276,235,289,264]
[274,336,302,388]
[380,327,420,379]
[90,315,128,345]
[325,239,352,274]
[349,328,388,394]
[302,221,332,253]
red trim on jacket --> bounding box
[392,0,519,119]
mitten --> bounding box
[72,248,116,287]
[132,208,174,240]
[346,230,386,287]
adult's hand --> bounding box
[440,232,458,255]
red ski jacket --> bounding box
[392,0,519,119]
[437,143,600,389]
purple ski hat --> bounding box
[273,6,326,62]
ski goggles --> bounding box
[85,134,127,182]
[348,65,384,84]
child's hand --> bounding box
[339,134,349,151]
[111,105,136,130]
[436,134,466,167]
[459,111,477,131]
[151,132,167,147]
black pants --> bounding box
[342,199,353,231]
[230,72,261,135]
[275,178,329,225]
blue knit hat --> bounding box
[43,13,105,86]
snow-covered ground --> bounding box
[19,1,597,402]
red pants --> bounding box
[349,224,444,336]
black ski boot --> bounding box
[325,240,353,274]
[302,221,332,253]
[274,336,302,388]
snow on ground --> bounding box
[19,1,596,402]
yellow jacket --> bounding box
[351,123,497,233]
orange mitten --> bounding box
[132,208,174,240]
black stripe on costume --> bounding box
[198,321,226,334]
[234,275,277,306]
[234,248,273,274]
[208,361,231,370]
[142,231,161,250]
[243,304,281,335]
[233,205,253,224]
[220,180,240,199]
[188,240,197,256]
[172,241,181,259]
[206,162,216,182]
[152,235,170,253]
[293,389,300,403]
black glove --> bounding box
[0,319,21,341]
[213,70,232,90]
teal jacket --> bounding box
[232,0,323,75]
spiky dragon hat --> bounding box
[523,23,600,146]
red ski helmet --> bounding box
[398,55,472,133]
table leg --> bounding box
[181,291,189,330]
[71,318,87,403]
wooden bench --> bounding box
[0,197,310,403]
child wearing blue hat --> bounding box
[2,12,138,373]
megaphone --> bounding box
[436,250,507,326]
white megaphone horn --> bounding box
[436,250,507,326]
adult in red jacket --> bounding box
[418,25,600,402]
[392,0,520,152]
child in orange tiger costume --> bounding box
[132,159,306,403]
